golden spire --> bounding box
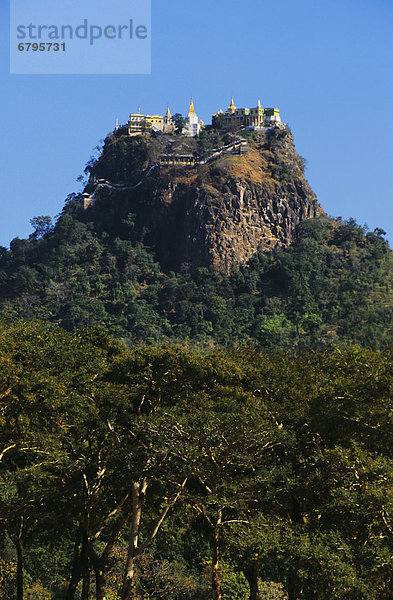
[165,104,171,117]
[257,98,261,108]
[188,96,195,115]
[229,96,236,110]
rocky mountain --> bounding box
[83,126,319,272]
[0,124,392,350]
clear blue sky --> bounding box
[1,0,393,247]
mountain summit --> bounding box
[1,103,391,350]
[82,124,319,272]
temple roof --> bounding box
[188,96,196,115]
[228,96,236,110]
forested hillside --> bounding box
[0,212,392,350]
[1,127,392,351]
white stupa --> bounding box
[183,96,203,137]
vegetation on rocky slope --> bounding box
[81,127,318,271]
[0,211,392,350]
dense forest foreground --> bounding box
[2,321,393,599]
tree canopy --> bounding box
[2,322,393,599]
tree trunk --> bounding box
[121,480,146,600]
[95,566,106,600]
[93,514,128,600]
[243,560,260,600]
[120,476,186,600]
[81,516,91,600]
[66,576,80,600]
[211,511,222,600]
[15,519,24,600]
[66,529,82,600]
[288,496,304,600]
[82,569,91,600]
[287,571,298,600]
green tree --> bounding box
[171,113,187,135]
[29,216,53,239]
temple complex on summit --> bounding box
[212,97,282,130]
[118,95,282,138]
[127,105,175,135]
[125,97,203,137]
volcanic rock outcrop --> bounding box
[85,126,319,272]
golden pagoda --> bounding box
[188,96,196,115]
[227,96,236,113]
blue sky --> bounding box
[1,0,393,247]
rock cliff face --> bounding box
[86,127,320,272]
